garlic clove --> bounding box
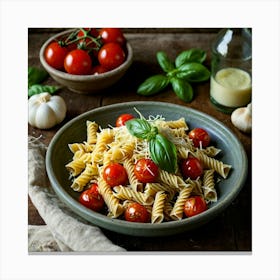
[231,103,252,133]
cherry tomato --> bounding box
[79,184,104,212]
[188,128,210,148]
[124,202,150,223]
[99,28,126,46]
[134,158,159,183]
[64,49,92,75]
[115,113,135,127]
[44,41,69,70]
[98,42,126,70]
[103,163,128,187]
[181,156,203,180]
[91,64,108,75]
[184,196,207,217]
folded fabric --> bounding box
[28,136,126,252]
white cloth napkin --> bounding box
[28,136,126,252]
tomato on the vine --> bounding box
[103,163,128,187]
[115,113,135,127]
[79,183,104,212]
[184,196,207,217]
[134,158,159,183]
[188,127,210,148]
[44,41,69,70]
[124,202,150,223]
[99,28,126,46]
[181,156,203,180]
[98,42,126,70]
[64,49,92,75]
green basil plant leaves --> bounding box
[137,48,210,102]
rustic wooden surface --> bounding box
[28,28,252,251]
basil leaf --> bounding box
[171,77,193,102]
[28,67,49,88]
[149,134,177,173]
[156,51,175,73]
[175,48,207,68]
[176,62,210,82]
[28,84,60,97]
[125,118,157,140]
[137,74,169,96]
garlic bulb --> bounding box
[28,92,67,129]
[231,103,252,133]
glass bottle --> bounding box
[210,28,252,113]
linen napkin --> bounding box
[28,136,126,252]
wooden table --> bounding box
[28,28,251,251]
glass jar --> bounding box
[210,28,252,113]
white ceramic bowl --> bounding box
[39,29,133,94]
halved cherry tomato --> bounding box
[99,28,126,46]
[124,202,150,223]
[115,113,135,127]
[134,158,159,183]
[181,156,203,180]
[44,41,69,70]
[184,196,207,217]
[188,128,210,148]
[98,42,125,70]
[103,163,128,187]
[79,184,104,212]
[64,49,92,75]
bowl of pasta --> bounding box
[46,101,248,236]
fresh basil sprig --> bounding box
[137,48,210,102]
[125,118,177,173]
[28,84,61,97]
[28,67,61,97]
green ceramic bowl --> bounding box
[46,101,248,237]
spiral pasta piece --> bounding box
[151,191,167,224]
[123,159,143,192]
[195,150,231,178]
[158,170,188,190]
[170,184,193,220]
[91,128,114,164]
[65,159,86,177]
[144,182,176,200]
[86,120,99,144]
[71,163,97,192]
[202,169,217,202]
[98,178,124,218]
[113,185,154,205]
[68,142,94,153]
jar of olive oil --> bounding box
[210,28,252,113]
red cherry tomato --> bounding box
[115,113,135,127]
[103,163,128,187]
[134,158,159,183]
[91,64,108,75]
[184,196,207,217]
[79,184,104,212]
[99,28,126,46]
[181,156,203,180]
[64,49,92,75]
[98,42,126,70]
[44,41,69,70]
[124,202,150,223]
[188,128,210,148]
